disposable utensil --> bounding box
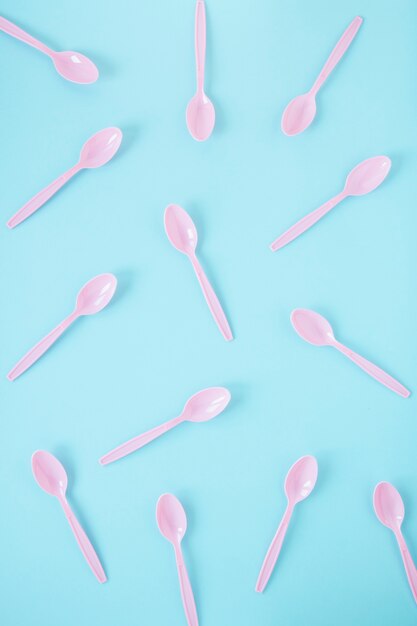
[186,1,215,141]
[8,127,122,228]
[0,15,98,83]
[374,482,417,603]
[281,16,362,136]
[157,494,199,626]
[291,309,410,398]
[100,387,231,465]
[270,156,391,251]
[8,273,117,380]
[256,455,318,592]
[164,204,232,341]
[32,450,106,583]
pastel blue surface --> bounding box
[1,0,416,624]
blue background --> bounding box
[1,0,416,624]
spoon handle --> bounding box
[333,341,410,398]
[195,1,206,93]
[7,312,78,381]
[99,416,184,465]
[174,543,199,626]
[0,16,52,55]
[255,504,293,593]
[396,531,417,603]
[190,255,233,341]
[270,191,345,251]
[312,16,363,95]
[7,164,81,228]
[60,496,107,584]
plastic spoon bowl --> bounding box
[51,50,98,83]
[374,482,404,530]
[374,482,417,603]
[291,309,410,398]
[156,494,199,626]
[99,387,231,465]
[165,204,232,341]
[186,1,215,141]
[7,127,123,228]
[270,156,391,251]
[32,450,106,583]
[157,493,188,544]
[8,273,117,381]
[0,16,98,84]
[186,95,215,142]
[78,128,123,169]
[281,16,362,135]
[256,455,318,592]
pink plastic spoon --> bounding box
[281,16,362,136]
[8,273,117,381]
[256,455,318,593]
[374,482,417,603]
[7,127,122,228]
[32,450,106,583]
[270,156,391,251]
[186,1,215,141]
[156,494,199,626]
[0,16,98,83]
[164,204,233,341]
[291,309,410,398]
[100,387,231,465]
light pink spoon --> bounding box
[157,494,199,626]
[291,309,410,398]
[270,156,391,251]
[32,450,106,583]
[164,204,233,341]
[100,387,231,465]
[7,127,122,228]
[186,1,215,141]
[8,273,117,381]
[0,16,98,83]
[256,455,318,593]
[281,16,362,136]
[374,482,417,603]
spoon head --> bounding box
[374,481,404,531]
[345,156,391,196]
[79,128,123,169]
[291,309,335,347]
[51,50,99,84]
[156,493,187,544]
[32,450,68,497]
[186,93,216,141]
[284,455,318,504]
[183,387,231,423]
[281,93,316,136]
[164,204,198,255]
[76,273,117,316]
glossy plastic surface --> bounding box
[156,494,199,626]
[164,204,233,341]
[374,482,417,603]
[0,15,98,83]
[256,456,318,593]
[281,16,362,135]
[99,387,231,465]
[7,274,117,380]
[32,450,106,583]
[186,1,215,141]
[291,309,410,398]
[270,156,391,251]
[7,128,122,228]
